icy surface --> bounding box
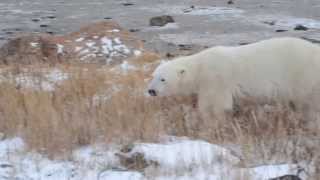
[131,139,240,169]
[0,137,307,179]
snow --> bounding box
[75,37,85,42]
[30,42,39,48]
[131,139,240,169]
[74,46,82,52]
[134,50,142,56]
[0,68,69,91]
[85,41,96,48]
[0,137,307,180]
[56,44,64,54]
[107,29,120,33]
[99,171,143,180]
[0,138,24,157]
[248,164,302,179]
[120,61,136,72]
[73,34,142,63]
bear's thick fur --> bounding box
[148,37,320,119]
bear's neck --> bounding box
[184,57,201,94]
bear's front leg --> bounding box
[198,89,233,122]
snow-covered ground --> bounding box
[0,68,68,91]
[0,137,307,180]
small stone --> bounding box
[45,15,56,19]
[122,3,134,6]
[263,20,276,26]
[0,163,13,168]
[129,29,140,32]
[294,24,308,31]
[40,24,49,28]
[301,37,320,44]
[120,144,134,153]
[269,175,302,180]
[166,53,174,58]
[227,0,234,4]
[178,44,194,50]
[275,29,288,32]
[239,42,250,45]
[116,152,159,171]
[149,15,175,27]
[32,18,41,22]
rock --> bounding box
[120,144,135,153]
[269,175,302,180]
[0,163,13,169]
[178,44,194,51]
[294,25,308,31]
[116,152,158,171]
[129,29,140,32]
[44,15,56,19]
[40,24,49,28]
[32,18,41,22]
[276,29,288,32]
[301,37,320,44]
[239,42,250,45]
[0,21,145,65]
[262,20,276,26]
[122,3,134,6]
[227,0,234,4]
[149,15,175,27]
[117,144,159,171]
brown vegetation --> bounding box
[0,53,319,177]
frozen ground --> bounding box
[0,0,319,55]
[0,137,307,180]
[0,1,319,179]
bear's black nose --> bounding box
[148,89,157,96]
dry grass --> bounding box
[0,53,319,177]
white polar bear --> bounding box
[147,37,320,119]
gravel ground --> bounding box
[1,0,320,55]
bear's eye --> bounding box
[161,78,165,82]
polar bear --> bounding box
[147,37,320,120]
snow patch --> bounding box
[30,42,39,47]
[134,50,142,56]
[57,44,64,54]
[85,41,96,48]
[0,137,308,180]
[0,68,69,91]
[75,37,85,42]
[107,29,120,33]
[99,171,143,180]
[131,139,240,169]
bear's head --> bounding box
[147,59,195,97]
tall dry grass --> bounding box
[0,54,319,177]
